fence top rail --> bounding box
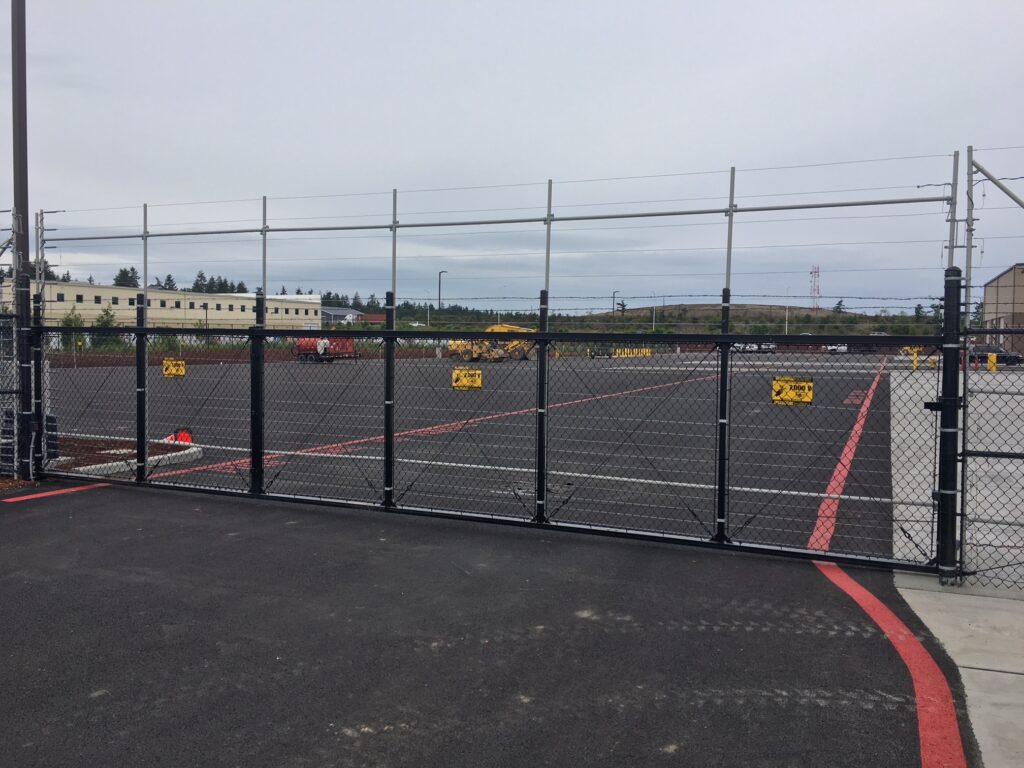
[40,325,943,346]
[964,327,1024,336]
[43,194,953,243]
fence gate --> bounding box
[960,329,1024,590]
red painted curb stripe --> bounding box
[3,483,111,503]
[807,359,887,551]
[815,562,967,768]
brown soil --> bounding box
[53,436,193,471]
[0,477,36,491]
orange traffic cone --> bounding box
[162,428,194,444]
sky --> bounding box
[2,0,1023,318]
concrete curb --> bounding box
[61,441,203,477]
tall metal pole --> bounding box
[142,203,149,324]
[383,291,396,509]
[722,166,736,334]
[714,166,736,543]
[534,289,549,524]
[438,270,447,312]
[261,195,268,300]
[937,267,962,581]
[135,295,147,483]
[11,0,32,479]
[391,189,398,301]
[250,292,265,495]
[544,179,553,294]
[964,147,974,325]
[612,290,618,315]
[946,151,959,269]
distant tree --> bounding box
[338,294,350,307]
[365,294,381,309]
[971,301,984,325]
[192,271,208,292]
[616,300,627,315]
[279,285,288,295]
[60,270,71,282]
[294,286,304,295]
[92,304,119,347]
[236,281,247,293]
[913,303,925,321]
[832,299,845,315]
[87,275,95,285]
[351,292,363,309]
[113,267,140,287]
[61,307,85,349]
[163,274,177,290]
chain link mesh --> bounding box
[39,327,957,571]
[961,328,1024,590]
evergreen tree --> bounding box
[192,271,208,292]
[236,281,247,293]
[60,270,71,282]
[351,292,363,309]
[113,267,140,287]
[163,274,177,290]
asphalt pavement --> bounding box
[0,481,980,767]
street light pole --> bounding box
[612,290,619,316]
[438,270,447,314]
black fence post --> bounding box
[713,287,731,543]
[383,291,396,509]
[135,294,147,483]
[16,275,32,480]
[534,289,549,524]
[937,266,962,580]
[31,293,43,477]
[249,293,265,495]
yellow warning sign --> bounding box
[772,376,813,405]
[612,347,653,358]
[452,367,482,389]
[163,358,186,378]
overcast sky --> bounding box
[2,1,1023,316]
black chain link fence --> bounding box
[961,328,1024,590]
[40,323,959,572]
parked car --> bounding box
[825,343,848,354]
[968,344,1022,366]
[735,342,776,353]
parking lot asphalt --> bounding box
[0,481,979,767]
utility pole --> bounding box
[11,0,33,480]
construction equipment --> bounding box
[448,324,535,362]
[446,337,509,363]
[294,337,360,363]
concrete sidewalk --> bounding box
[898,575,1024,768]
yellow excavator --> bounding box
[447,323,536,362]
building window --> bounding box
[304,309,309,316]
[147,299,151,307]
[273,307,279,314]
[188,302,195,310]
[129,298,135,307]
[314,309,318,316]
[216,304,221,311]
[94,296,101,304]
[111,297,119,306]
[228,304,234,312]
[160,300,167,308]
[240,304,246,312]
[56,292,65,302]
[174,301,181,309]
[75,294,83,303]
[285,308,290,315]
